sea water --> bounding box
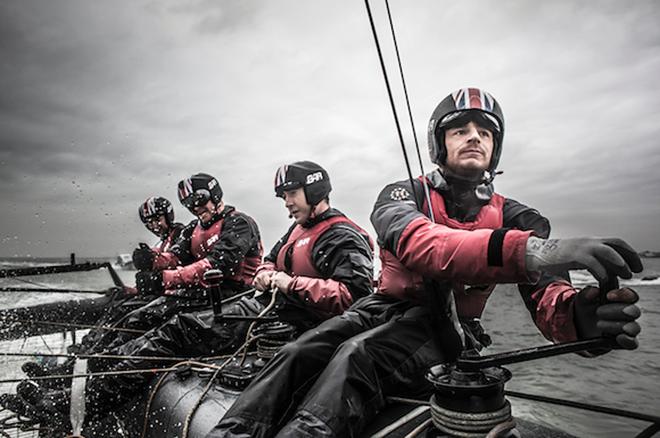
[0,257,658,437]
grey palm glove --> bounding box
[525,237,643,282]
[574,286,642,351]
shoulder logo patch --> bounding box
[389,187,410,201]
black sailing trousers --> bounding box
[207,293,448,438]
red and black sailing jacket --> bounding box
[152,206,263,292]
[371,170,579,343]
[258,208,374,321]
[153,222,184,253]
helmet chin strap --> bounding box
[441,165,484,185]
[158,227,170,239]
[434,166,495,212]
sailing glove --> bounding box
[135,270,164,295]
[574,285,641,351]
[525,237,643,283]
[132,243,155,271]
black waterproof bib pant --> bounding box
[84,295,265,412]
[208,293,447,438]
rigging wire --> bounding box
[12,319,146,334]
[364,0,465,352]
[363,0,422,208]
[382,0,435,221]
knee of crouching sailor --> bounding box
[277,337,321,362]
[336,338,369,361]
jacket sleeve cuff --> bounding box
[255,262,277,277]
[396,217,535,284]
[532,280,579,343]
[161,258,213,289]
[500,229,537,283]
[288,276,353,316]
[153,252,180,270]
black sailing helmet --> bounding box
[139,196,174,226]
[428,87,505,173]
[177,173,223,210]
[274,161,331,206]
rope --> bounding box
[140,365,181,438]
[386,396,429,406]
[0,286,106,294]
[240,288,279,365]
[181,288,280,438]
[403,418,432,438]
[505,390,660,425]
[636,422,660,438]
[0,351,189,363]
[12,319,146,334]
[0,367,189,385]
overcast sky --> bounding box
[0,0,659,258]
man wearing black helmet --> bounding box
[209,88,644,438]
[0,173,266,432]
[111,162,373,373]
[123,172,263,333]
[253,161,374,325]
[14,196,186,384]
[2,162,374,432]
[104,161,372,371]
[138,196,184,253]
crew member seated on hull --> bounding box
[113,195,186,305]
[1,162,374,435]
[117,172,264,337]
[0,173,264,433]
[208,88,644,438]
[139,195,185,253]
[18,196,185,382]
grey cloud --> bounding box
[0,0,659,257]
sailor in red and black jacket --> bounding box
[138,196,184,253]
[57,162,373,416]
[253,162,373,330]
[209,89,643,438]
[123,196,184,297]
[124,173,263,332]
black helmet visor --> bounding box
[180,189,211,210]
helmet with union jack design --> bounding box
[177,173,223,211]
[274,161,331,206]
[428,87,505,172]
[138,196,174,226]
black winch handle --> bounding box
[598,274,619,305]
[456,270,623,372]
[203,269,224,318]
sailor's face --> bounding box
[145,215,168,236]
[282,188,311,224]
[192,200,217,224]
[444,121,494,175]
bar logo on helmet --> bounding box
[306,172,323,184]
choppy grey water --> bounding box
[0,257,658,437]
